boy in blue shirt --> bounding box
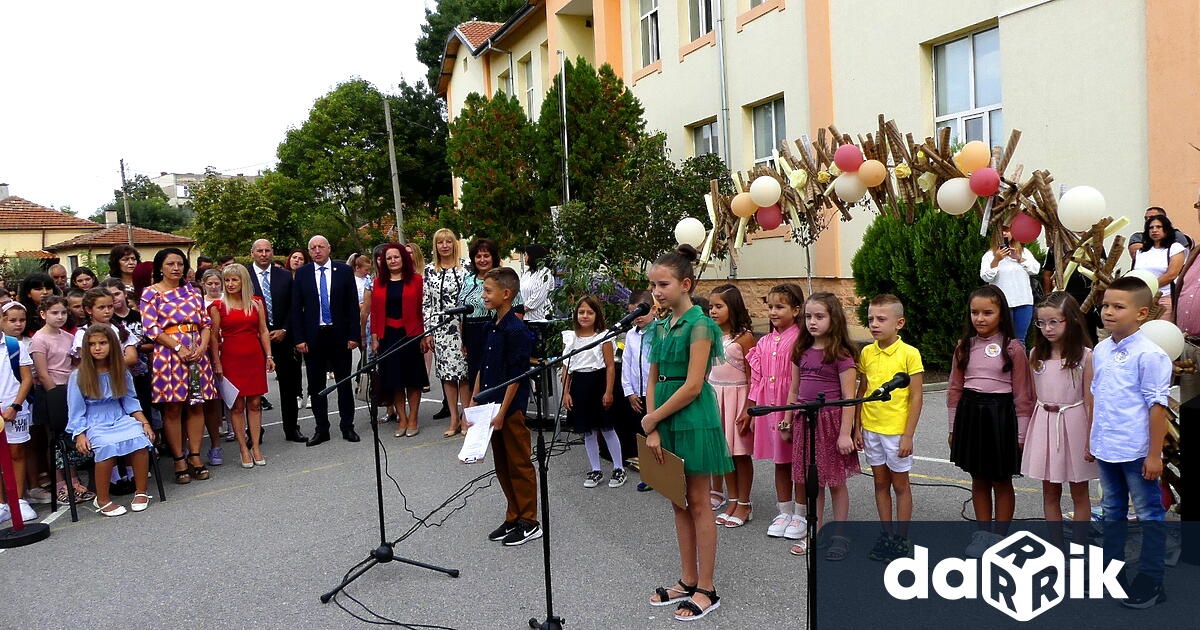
[1091,276,1171,608]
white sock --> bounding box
[778,501,793,516]
[600,428,623,470]
[583,432,602,471]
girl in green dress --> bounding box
[642,245,733,622]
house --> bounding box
[0,188,104,261]
[44,221,197,272]
[151,171,261,209]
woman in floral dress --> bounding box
[422,228,469,436]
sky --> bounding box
[0,0,433,215]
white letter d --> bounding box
[885,545,929,599]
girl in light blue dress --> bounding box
[67,324,155,517]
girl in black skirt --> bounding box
[946,285,1035,557]
[561,296,625,489]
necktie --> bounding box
[318,266,331,325]
[260,269,273,325]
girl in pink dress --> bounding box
[1023,291,1098,543]
[707,285,756,527]
[745,283,805,540]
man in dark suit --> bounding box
[291,235,361,445]
[249,238,307,443]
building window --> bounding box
[521,58,534,118]
[498,70,511,96]
[462,57,469,72]
[692,120,719,157]
[640,0,660,67]
[689,0,713,41]
[68,255,78,270]
[753,97,786,165]
[750,0,766,7]
[934,26,1002,147]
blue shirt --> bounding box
[1090,330,1171,462]
[475,309,532,414]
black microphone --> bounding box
[439,305,472,317]
[870,372,911,399]
[610,302,651,331]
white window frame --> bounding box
[522,58,534,118]
[689,0,713,41]
[933,27,1002,148]
[640,0,660,67]
[692,120,719,157]
[752,97,786,166]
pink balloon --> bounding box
[833,144,864,172]
[1010,211,1042,243]
[756,205,783,230]
[969,167,1001,197]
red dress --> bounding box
[212,297,267,397]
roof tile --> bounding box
[45,224,195,251]
[0,196,104,230]
[457,21,504,50]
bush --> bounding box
[852,202,1042,372]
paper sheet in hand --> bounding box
[458,403,500,464]
[637,434,687,508]
[218,377,240,410]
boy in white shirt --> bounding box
[620,291,655,491]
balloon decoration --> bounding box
[969,167,1001,197]
[756,205,783,230]
[954,140,990,174]
[1057,185,1108,232]
[731,192,758,218]
[1140,319,1185,360]
[833,144,864,172]
[674,217,707,248]
[1124,269,1161,296]
[749,176,783,207]
[857,160,887,187]
[832,174,867,202]
[1009,211,1042,243]
[936,177,977,215]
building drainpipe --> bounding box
[485,40,516,96]
[714,0,735,279]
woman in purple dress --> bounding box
[140,248,218,484]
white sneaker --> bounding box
[17,499,37,521]
[767,513,790,538]
[783,515,807,540]
[0,503,10,525]
[964,530,993,558]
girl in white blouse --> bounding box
[561,295,625,489]
[1132,214,1186,320]
[980,223,1041,341]
[519,244,553,321]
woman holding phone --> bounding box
[980,222,1041,341]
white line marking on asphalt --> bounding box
[40,508,71,526]
[913,455,952,464]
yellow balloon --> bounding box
[954,141,990,174]
[731,192,757,218]
[857,160,887,187]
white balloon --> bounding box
[833,174,867,202]
[1058,185,1107,232]
[1123,269,1160,296]
[936,177,977,215]
[749,176,783,207]
[1140,319,1185,360]
[674,217,707,248]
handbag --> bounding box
[354,354,374,403]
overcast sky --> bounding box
[0,0,432,214]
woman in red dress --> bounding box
[209,263,275,468]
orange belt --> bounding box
[164,323,200,334]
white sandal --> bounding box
[723,501,753,528]
[709,490,726,511]
[93,499,127,517]
[130,493,151,512]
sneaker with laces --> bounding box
[964,530,994,558]
[608,469,627,488]
[891,534,913,559]
[767,513,790,538]
[17,499,37,521]
[1122,573,1167,609]
[783,515,807,540]
[868,532,893,561]
[0,503,10,524]
[208,447,224,466]
[488,521,518,542]
[24,487,52,504]
[584,470,603,488]
[637,482,653,492]
[502,520,542,546]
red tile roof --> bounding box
[45,224,195,251]
[0,196,104,230]
[15,250,55,259]
[457,21,504,49]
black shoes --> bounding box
[261,398,274,411]
[1122,573,1167,609]
[342,429,361,442]
[432,402,451,420]
[284,431,309,443]
[502,520,542,546]
[306,432,330,447]
[488,521,518,542]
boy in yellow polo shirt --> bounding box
[854,294,924,561]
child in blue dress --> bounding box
[66,324,155,517]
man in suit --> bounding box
[249,238,306,442]
[291,235,361,445]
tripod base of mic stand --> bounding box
[319,543,460,603]
[529,615,564,630]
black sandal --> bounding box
[187,453,210,481]
[675,587,720,621]
[173,455,191,484]
[650,580,696,607]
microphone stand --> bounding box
[476,320,633,630]
[319,313,462,604]
[748,388,896,630]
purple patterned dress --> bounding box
[140,285,217,404]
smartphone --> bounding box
[1003,238,1010,249]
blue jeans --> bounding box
[1011,304,1033,343]
[1098,458,1167,581]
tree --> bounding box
[191,172,282,257]
[389,80,453,217]
[416,0,527,86]
[117,174,169,202]
[536,57,644,209]
[89,198,190,234]
[447,91,541,250]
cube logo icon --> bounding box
[981,532,1065,621]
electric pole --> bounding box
[119,159,134,246]
[383,97,405,243]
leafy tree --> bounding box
[536,57,644,209]
[89,198,190,234]
[447,91,540,250]
[117,174,169,202]
[191,173,281,257]
[416,0,527,86]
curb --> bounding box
[923,381,948,393]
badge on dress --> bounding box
[1114,349,1129,364]
[984,343,1002,358]
[1032,361,1046,375]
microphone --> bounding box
[870,372,911,399]
[438,305,472,317]
[610,302,651,331]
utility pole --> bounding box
[558,49,570,203]
[382,97,405,243]
[119,159,134,246]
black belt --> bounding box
[657,375,686,382]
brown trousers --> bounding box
[491,410,539,524]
